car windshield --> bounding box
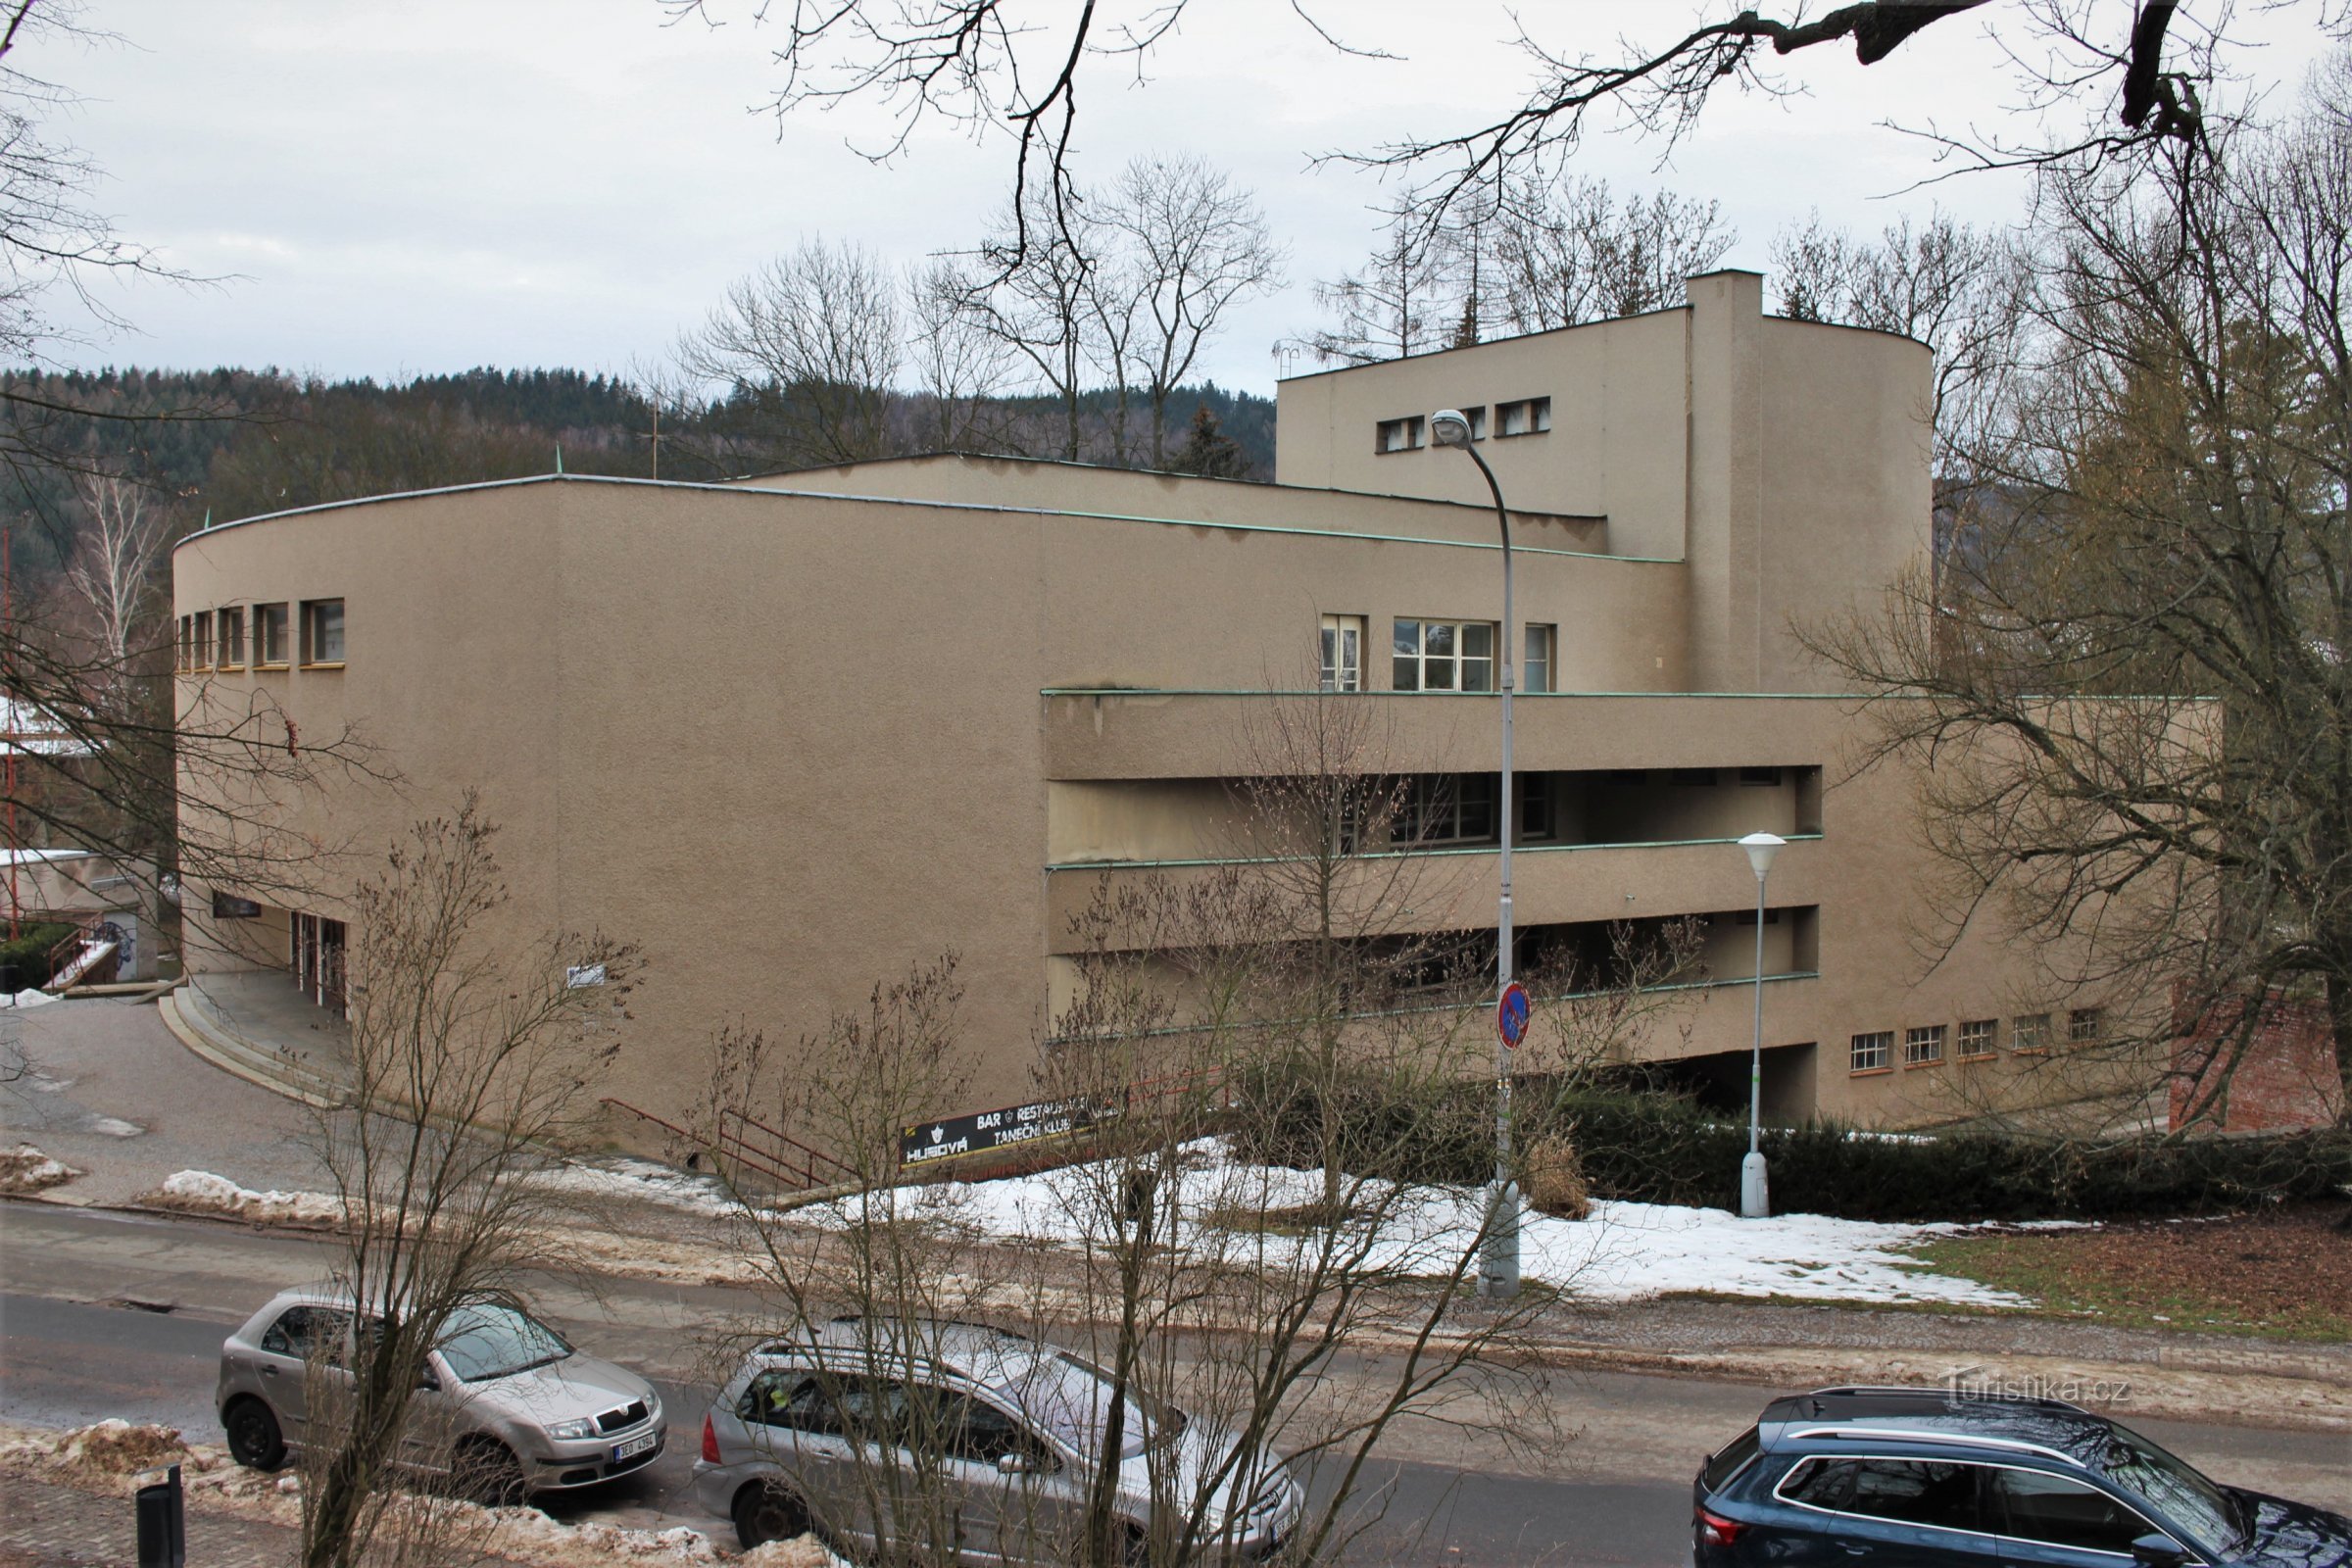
[1000,1352,1180,1460]
[2101,1425,2242,1556]
[434,1302,572,1384]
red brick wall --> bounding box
[2171,990,2346,1132]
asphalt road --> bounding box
[3,1202,2343,1564]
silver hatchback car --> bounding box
[693,1318,1302,1564]
[218,1286,665,1500]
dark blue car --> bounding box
[1693,1387,2351,1568]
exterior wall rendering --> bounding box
[171,270,2078,1135]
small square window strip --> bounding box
[1393,618,1494,692]
[1850,1032,1892,1072]
[1903,1026,1946,1066]
[1958,1019,1997,1056]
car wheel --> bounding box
[222,1398,285,1472]
[734,1480,812,1549]
[456,1439,526,1507]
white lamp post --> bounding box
[1737,831,1785,1219]
[1431,407,1519,1298]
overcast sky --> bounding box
[35,1,2336,397]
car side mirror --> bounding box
[996,1452,1037,1476]
[2131,1534,2191,1568]
[417,1365,441,1392]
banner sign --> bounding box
[900,1096,1097,1167]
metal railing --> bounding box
[600,1098,860,1194]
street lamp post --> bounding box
[1737,831,1786,1219]
[1431,408,1519,1298]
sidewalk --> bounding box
[1,1475,292,1568]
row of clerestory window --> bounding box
[176,599,343,673]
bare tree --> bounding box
[61,472,168,669]
[291,800,636,1568]
[1284,195,1453,368]
[956,185,1110,462]
[1484,175,1736,335]
[1804,58,2352,1128]
[1769,210,2030,470]
[904,257,1025,453]
[659,2,2303,259]
[1101,156,1284,466]
[674,236,906,470]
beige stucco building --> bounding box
[171,270,2089,1132]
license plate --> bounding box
[612,1433,657,1461]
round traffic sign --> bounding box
[1496,982,1530,1049]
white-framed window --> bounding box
[1393,617,1494,692]
[1958,1018,1998,1058]
[1399,774,1496,844]
[301,598,346,665]
[217,606,246,669]
[1903,1025,1947,1066]
[1522,624,1554,694]
[1319,613,1364,692]
[256,603,290,667]
[1495,396,1551,437]
[2012,1012,2051,1054]
[1850,1032,1892,1073]
[2068,1006,2103,1045]
[1376,416,1425,454]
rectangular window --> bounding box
[217,607,246,669]
[1459,405,1488,440]
[2012,1012,2051,1054]
[1669,767,1716,786]
[1319,613,1364,693]
[1518,772,1554,840]
[192,610,213,670]
[1903,1025,1947,1066]
[1850,1032,1892,1073]
[256,603,290,666]
[176,614,192,672]
[1495,396,1552,437]
[1740,766,1783,786]
[1375,416,1424,454]
[1392,618,1494,693]
[1958,1018,1997,1058]
[301,599,346,665]
[1522,624,1554,694]
[1399,774,1497,844]
[2068,1006,2103,1045]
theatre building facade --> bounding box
[171,270,2100,1132]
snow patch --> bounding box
[2,987,58,1007]
[140,1169,345,1228]
[519,1156,747,1220]
[0,1143,78,1194]
[862,1139,2027,1309]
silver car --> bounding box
[217,1286,665,1500]
[693,1318,1302,1564]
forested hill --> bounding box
[0,366,1277,575]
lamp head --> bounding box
[1430,408,1474,449]
[1739,831,1787,878]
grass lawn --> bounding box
[1904,1204,2352,1342]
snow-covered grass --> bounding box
[519,1156,748,1219]
[852,1140,2028,1309]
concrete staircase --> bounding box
[159,980,351,1108]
